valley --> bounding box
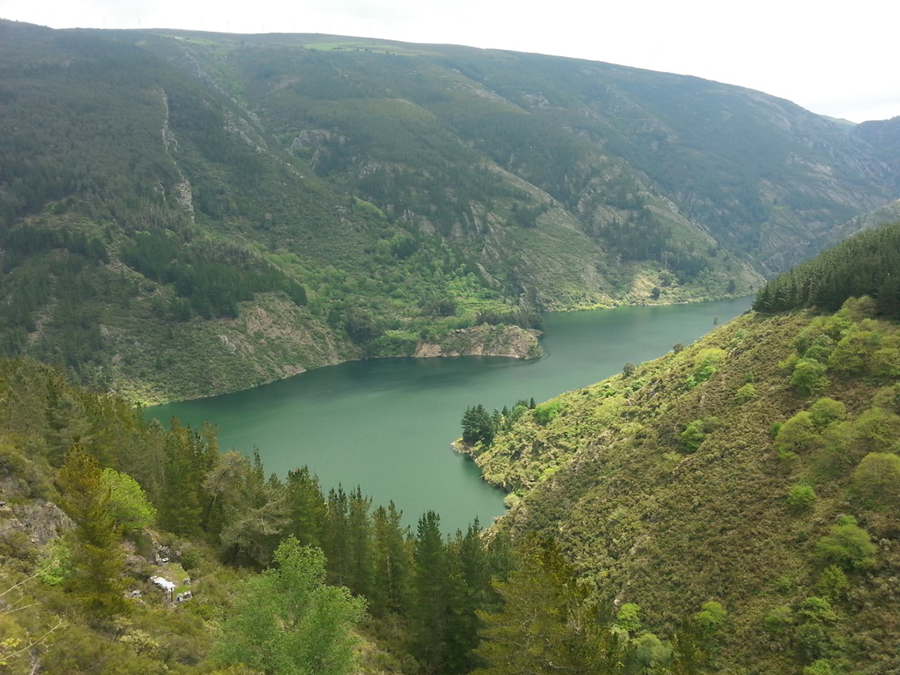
[0,18,899,675]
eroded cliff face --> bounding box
[414,324,542,360]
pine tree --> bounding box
[445,520,493,674]
[347,486,374,598]
[371,501,412,616]
[323,486,351,586]
[473,537,635,675]
[58,446,129,623]
[284,465,326,548]
[412,510,449,673]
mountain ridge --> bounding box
[0,20,897,402]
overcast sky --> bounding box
[2,0,898,123]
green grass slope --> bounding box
[467,297,900,673]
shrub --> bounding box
[774,412,820,456]
[803,335,834,363]
[787,484,816,513]
[807,398,846,430]
[687,348,726,388]
[852,407,900,455]
[633,633,671,670]
[734,383,756,404]
[763,605,794,634]
[795,623,827,661]
[804,660,837,675]
[815,519,877,571]
[533,400,563,426]
[693,601,727,634]
[681,417,720,453]
[828,326,878,375]
[615,603,642,634]
[817,565,849,601]
[851,452,900,511]
[790,358,830,396]
[796,597,837,625]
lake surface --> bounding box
[148,297,751,533]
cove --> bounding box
[148,297,751,533]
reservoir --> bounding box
[148,297,751,533]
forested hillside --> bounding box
[0,357,513,674]
[459,223,900,674]
[3,222,900,673]
[1,20,898,401]
[0,357,708,675]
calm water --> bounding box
[148,297,751,532]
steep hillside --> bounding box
[149,31,896,276]
[460,233,900,672]
[0,22,542,403]
[855,117,900,192]
[1,21,898,402]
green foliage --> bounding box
[795,596,837,625]
[693,601,728,650]
[533,400,564,426]
[680,417,719,453]
[807,398,846,430]
[814,519,877,571]
[461,404,495,446]
[59,446,130,622]
[691,348,726,385]
[212,537,365,675]
[753,223,900,318]
[474,537,634,675]
[411,510,448,672]
[763,605,794,634]
[851,452,900,511]
[99,468,156,532]
[790,358,830,396]
[633,632,672,672]
[476,307,900,673]
[816,565,849,602]
[774,411,820,457]
[734,382,756,403]
[615,602,643,634]
[36,539,71,586]
[787,484,816,513]
[803,660,837,675]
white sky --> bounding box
[2,0,899,123]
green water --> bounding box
[148,297,751,532]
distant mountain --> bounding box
[855,116,900,191]
[0,20,897,401]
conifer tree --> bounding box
[58,446,129,623]
[284,465,326,548]
[412,510,449,673]
[445,520,493,674]
[347,486,374,598]
[473,537,634,675]
[323,486,351,585]
[371,501,412,616]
